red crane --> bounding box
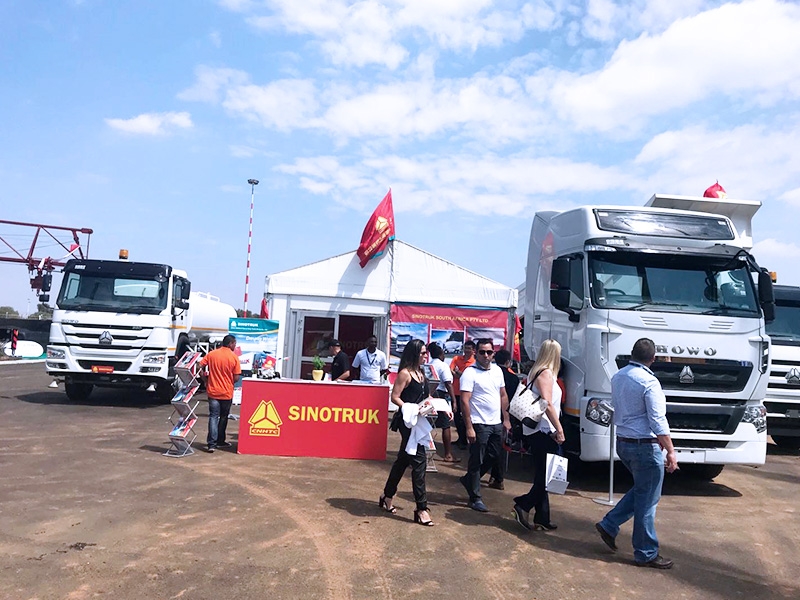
[0,219,93,300]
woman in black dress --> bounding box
[379,339,434,526]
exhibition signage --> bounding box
[238,379,389,460]
[228,317,280,372]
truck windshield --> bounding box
[57,272,169,314]
[588,251,760,317]
[767,302,800,342]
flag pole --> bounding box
[243,179,259,315]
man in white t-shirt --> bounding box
[458,338,511,512]
[351,335,388,383]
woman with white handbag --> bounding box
[511,339,566,531]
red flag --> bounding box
[703,181,727,198]
[512,314,522,362]
[357,189,395,268]
[259,297,269,319]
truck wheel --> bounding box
[65,382,94,402]
[681,464,724,481]
[772,435,800,450]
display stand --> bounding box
[165,351,202,457]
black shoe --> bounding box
[217,441,233,448]
[636,555,674,569]
[487,478,504,490]
[533,521,557,531]
[206,446,216,453]
[512,505,531,531]
[595,522,617,551]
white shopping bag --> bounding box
[545,452,569,494]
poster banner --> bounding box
[238,379,389,460]
[228,317,280,373]
[389,304,509,364]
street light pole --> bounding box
[243,179,259,315]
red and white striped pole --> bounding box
[243,179,259,315]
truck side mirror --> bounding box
[758,269,775,323]
[550,257,581,323]
[41,273,52,292]
[181,281,191,300]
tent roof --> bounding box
[266,239,517,309]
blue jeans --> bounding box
[463,423,503,501]
[207,398,232,448]
[600,440,665,563]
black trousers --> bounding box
[453,394,468,443]
[513,432,559,524]
[383,422,428,510]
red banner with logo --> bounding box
[238,379,389,460]
[389,304,510,360]
[357,189,395,268]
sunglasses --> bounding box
[477,349,495,356]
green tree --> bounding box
[236,308,254,318]
[28,303,53,319]
[0,306,20,318]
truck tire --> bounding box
[772,435,800,450]
[65,382,94,402]
[681,464,724,481]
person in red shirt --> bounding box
[449,340,476,448]
[199,335,241,453]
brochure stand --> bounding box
[165,351,202,457]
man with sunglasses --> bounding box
[458,339,511,512]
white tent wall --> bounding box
[265,240,518,378]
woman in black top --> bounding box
[379,339,434,525]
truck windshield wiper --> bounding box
[629,301,690,311]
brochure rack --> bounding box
[165,351,202,457]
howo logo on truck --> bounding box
[655,345,717,357]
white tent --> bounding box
[265,240,517,378]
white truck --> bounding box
[764,285,800,449]
[46,254,236,401]
[523,194,775,479]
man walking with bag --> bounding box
[596,338,678,569]
[458,339,511,512]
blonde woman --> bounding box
[512,339,565,531]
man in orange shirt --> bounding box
[449,340,476,449]
[199,335,242,453]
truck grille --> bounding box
[666,413,730,432]
[766,358,800,394]
[61,322,153,352]
[616,356,752,393]
[77,361,133,371]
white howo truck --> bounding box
[524,194,775,479]
[46,254,236,401]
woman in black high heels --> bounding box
[512,339,565,532]
[379,339,435,526]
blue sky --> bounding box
[2,0,800,316]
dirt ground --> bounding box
[1,362,799,600]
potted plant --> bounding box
[311,355,325,381]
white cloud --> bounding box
[634,120,800,199]
[209,31,222,47]
[238,0,563,68]
[277,152,633,215]
[778,187,800,207]
[222,79,319,130]
[545,0,800,132]
[752,238,800,285]
[178,66,249,103]
[105,111,193,135]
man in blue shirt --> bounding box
[596,338,678,569]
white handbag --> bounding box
[508,373,548,428]
[545,452,570,494]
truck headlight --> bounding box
[586,398,614,427]
[743,404,767,433]
[47,347,66,359]
[143,352,167,364]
